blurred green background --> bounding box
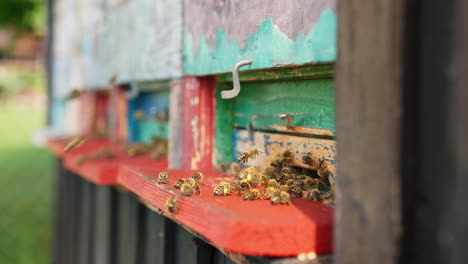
[0,0,53,263]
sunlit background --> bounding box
[0,1,53,263]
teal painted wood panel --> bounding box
[183,0,336,75]
[138,120,169,143]
[233,79,335,134]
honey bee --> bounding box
[238,180,252,192]
[281,167,295,174]
[65,135,87,152]
[157,172,170,184]
[323,190,335,201]
[289,185,303,198]
[303,178,318,191]
[237,149,261,163]
[218,162,229,172]
[213,182,233,196]
[174,179,186,189]
[109,74,118,85]
[238,167,257,179]
[66,89,84,100]
[279,184,290,192]
[286,179,295,186]
[291,174,307,180]
[242,189,261,200]
[263,187,280,199]
[191,172,204,183]
[180,184,194,196]
[302,152,313,165]
[188,180,201,194]
[126,143,152,157]
[256,171,269,186]
[307,188,323,202]
[267,179,279,189]
[165,196,178,214]
[133,109,145,120]
[271,191,291,205]
[232,178,241,186]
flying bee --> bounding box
[109,74,118,85]
[191,172,204,183]
[157,172,169,184]
[133,109,145,120]
[66,89,84,100]
[65,135,87,152]
[267,179,279,189]
[288,185,303,198]
[242,189,261,200]
[263,187,280,199]
[302,152,313,165]
[218,162,229,172]
[165,196,178,214]
[279,184,290,192]
[174,179,186,189]
[307,188,323,202]
[237,149,261,163]
[180,184,194,196]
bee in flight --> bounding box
[157,172,170,184]
[237,149,261,163]
[165,196,179,214]
[64,135,87,152]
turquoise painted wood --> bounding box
[183,0,337,75]
[233,79,335,133]
[127,91,170,143]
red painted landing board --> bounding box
[118,165,333,256]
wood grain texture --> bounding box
[182,77,216,169]
[336,0,403,263]
[169,80,184,169]
[183,0,337,75]
[400,0,468,262]
[118,165,333,256]
[233,130,336,174]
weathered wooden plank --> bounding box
[169,80,184,169]
[182,77,216,169]
[400,0,468,263]
[232,79,335,135]
[233,129,336,173]
[77,180,95,264]
[336,0,403,263]
[183,0,336,75]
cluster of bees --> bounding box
[162,148,335,214]
[217,149,335,205]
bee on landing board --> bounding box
[271,191,291,205]
[191,172,204,184]
[263,187,280,199]
[180,183,194,196]
[165,196,178,214]
[213,182,233,196]
[242,189,261,200]
[237,149,261,163]
[288,185,304,198]
[157,172,170,184]
[267,179,279,189]
[65,135,87,152]
[307,188,323,202]
[174,179,186,189]
[186,179,201,194]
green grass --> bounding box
[0,103,53,264]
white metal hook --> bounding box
[221,59,253,99]
[280,114,294,130]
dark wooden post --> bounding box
[336,0,403,263]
